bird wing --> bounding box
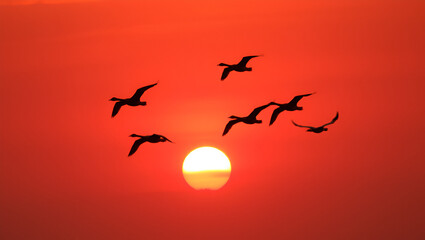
[222,119,241,136]
[159,135,173,143]
[131,82,158,100]
[112,102,124,117]
[237,55,260,67]
[291,120,313,128]
[269,107,286,125]
[321,112,339,127]
[128,138,146,157]
[288,93,314,106]
[248,103,272,118]
[221,68,231,80]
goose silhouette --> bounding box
[218,55,261,80]
[292,112,339,133]
[223,103,272,136]
[128,134,173,156]
[109,82,157,117]
[268,93,314,126]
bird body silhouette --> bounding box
[292,112,339,133]
[218,55,260,80]
[223,103,272,136]
[110,82,157,117]
[128,134,173,156]
[268,93,314,125]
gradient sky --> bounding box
[1,0,425,239]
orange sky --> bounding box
[1,0,425,239]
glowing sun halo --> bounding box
[182,147,231,190]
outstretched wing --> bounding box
[322,112,339,127]
[237,55,260,67]
[288,93,314,106]
[128,138,146,157]
[131,82,158,100]
[221,68,231,80]
[291,120,313,129]
[151,134,174,143]
[269,107,286,125]
[160,135,173,143]
[222,119,241,136]
[112,102,124,118]
[248,103,272,118]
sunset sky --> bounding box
[1,0,425,239]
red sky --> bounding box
[1,0,425,239]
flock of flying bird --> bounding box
[110,55,339,157]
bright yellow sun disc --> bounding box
[182,147,231,190]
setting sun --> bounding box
[182,147,231,190]
[2,0,424,239]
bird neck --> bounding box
[131,134,143,138]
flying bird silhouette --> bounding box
[223,103,272,136]
[268,93,314,126]
[128,134,173,156]
[109,82,157,117]
[292,112,339,133]
[218,55,261,80]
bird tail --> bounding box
[140,101,147,106]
